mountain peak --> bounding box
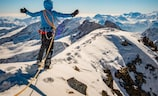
[104,20,122,30]
[71,20,104,42]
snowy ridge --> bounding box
[0,28,158,96]
[0,11,158,96]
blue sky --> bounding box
[0,0,157,17]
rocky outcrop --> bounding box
[142,24,158,49]
[104,20,122,30]
[78,20,103,33]
[67,77,87,95]
[141,36,157,51]
[115,55,150,96]
[103,69,123,96]
[70,20,104,43]
[102,90,109,96]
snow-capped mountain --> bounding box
[0,16,40,29]
[0,11,158,96]
[104,20,122,30]
[142,27,158,42]
[55,17,87,40]
[70,20,104,43]
[1,11,157,32]
[0,17,25,29]
[93,11,158,32]
[142,21,158,47]
[0,17,23,28]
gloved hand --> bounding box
[71,9,79,17]
[20,8,27,13]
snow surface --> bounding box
[0,27,158,96]
[0,11,158,96]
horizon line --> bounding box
[0,11,157,18]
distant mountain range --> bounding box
[0,11,158,32]
[93,11,158,32]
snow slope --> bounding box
[0,28,158,96]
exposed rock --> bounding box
[135,72,146,87]
[142,27,158,43]
[115,67,134,85]
[104,20,122,30]
[135,54,142,64]
[155,56,158,62]
[78,20,104,34]
[121,40,132,46]
[73,66,80,72]
[113,89,123,96]
[127,63,136,72]
[141,36,158,51]
[103,69,123,96]
[115,55,150,96]
[70,20,104,43]
[127,55,142,72]
[103,69,113,89]
[67,91,74,94]
[102,90,109,96]
[145,64,156,72]
[115,68,148,96]
[118,67,128,74]
[67,77,87,95]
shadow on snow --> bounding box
[0,64,46,96]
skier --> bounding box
[20,0,79,69]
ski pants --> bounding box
[37,32,54,66]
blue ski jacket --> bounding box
[26,0,73,32]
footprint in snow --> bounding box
[43,77,54,83]
[6,66,16,71]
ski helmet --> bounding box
[44,0,53,10]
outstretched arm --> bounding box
[53,11,72,18]
[53,9,79,18]
[26,11,41,17]
[20,8,41,17]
